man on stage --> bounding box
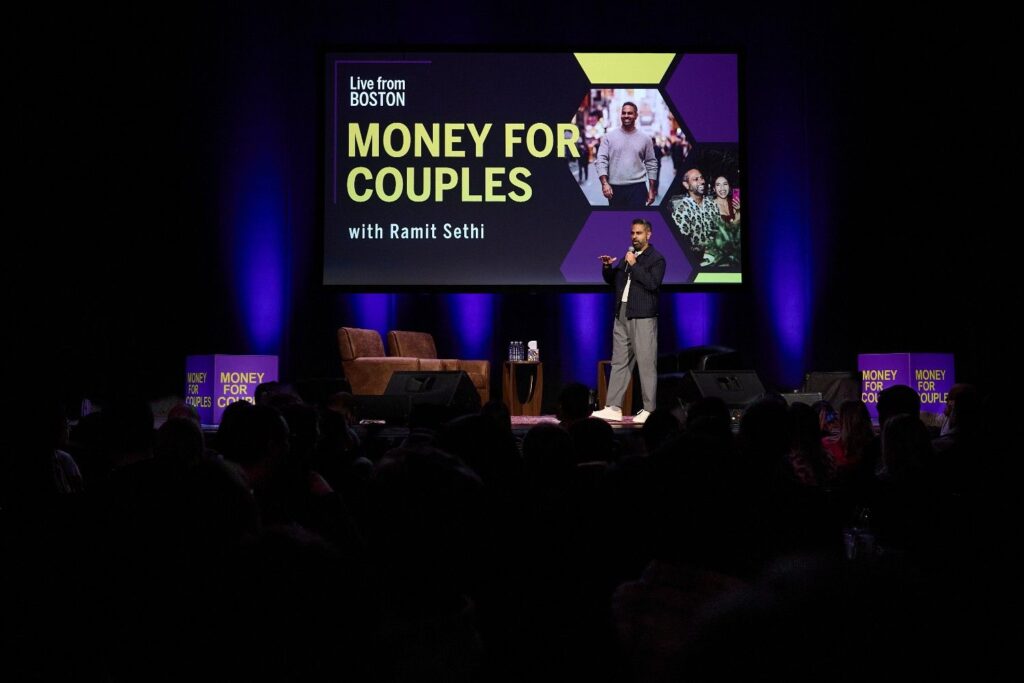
[594,218,666,424]
[595,102,659,208]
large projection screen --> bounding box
[324,52,742,288]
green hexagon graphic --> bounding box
[574,53,675,84]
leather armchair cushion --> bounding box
[387,330,439,359]
[338,327,386,360]
[417,358,461,371]
[343,357,420,395]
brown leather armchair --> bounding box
[337,326,419,395]
[387,330,491,403]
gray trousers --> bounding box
[607,304,658,412]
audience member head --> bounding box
[686,396,730,428]
[215,399,255,461]
[316,409,358,461]
[943,383,980,433]
[790,402,822,450]
[480,399,512,433]
[877,385,920,428]
[686,396,733,444]
[557,382,592,426]
[154,417,204,469]
[838,399,874,461]
[325,391,358,424]
[407,403,449,434]
[811,400,838,435]
[106,396,155,466]
[522,423,575,490]
[641,408,681,453]
[368,446,484,598]
[254,381,283,406]
[255,382,302,410]
[438,413,521,487]
[569,416,617,464]
[229,405,290,475]
[278,402,320,471]
[737,397,790,476]
[789,401,833,486]
[879,413,932,481]
[166,402,201,426]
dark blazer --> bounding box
[602,244,666,319]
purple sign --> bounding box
[185,354,279,425]
[857,353,954,418]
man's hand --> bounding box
[646,188,656,206]
[624,250,637,266]
[599,255,617,267]
[602,181,614,200]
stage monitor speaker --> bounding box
[803,371,860,406]
[352,394,412,425]
[677,345,740,371]
[384,370,481,417]
[783,392,824,407]
[681,370,766,409]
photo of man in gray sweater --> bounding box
[594,102,659,208]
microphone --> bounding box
[625,246,635,271]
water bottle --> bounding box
[843,506,876,561]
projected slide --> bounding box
[324,52,742,287]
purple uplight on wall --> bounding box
[446,294,494,359]
[221,57,291,357]
[762,193,810,387]
[561,293,606,385]
[673,293,716,348]
[231,158,289,355]
[747,46,813,389]
[351,293,396,338]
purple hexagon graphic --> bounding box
[664,54,738,144]
[560,211,693,284]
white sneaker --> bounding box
[592,406,623,421]
[633,409,651,424]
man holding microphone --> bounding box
[594,218,666,424]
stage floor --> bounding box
[509,414,644,435]
[196,414,644,440]
[343,414,645,441]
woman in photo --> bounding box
[713,175,741,226]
